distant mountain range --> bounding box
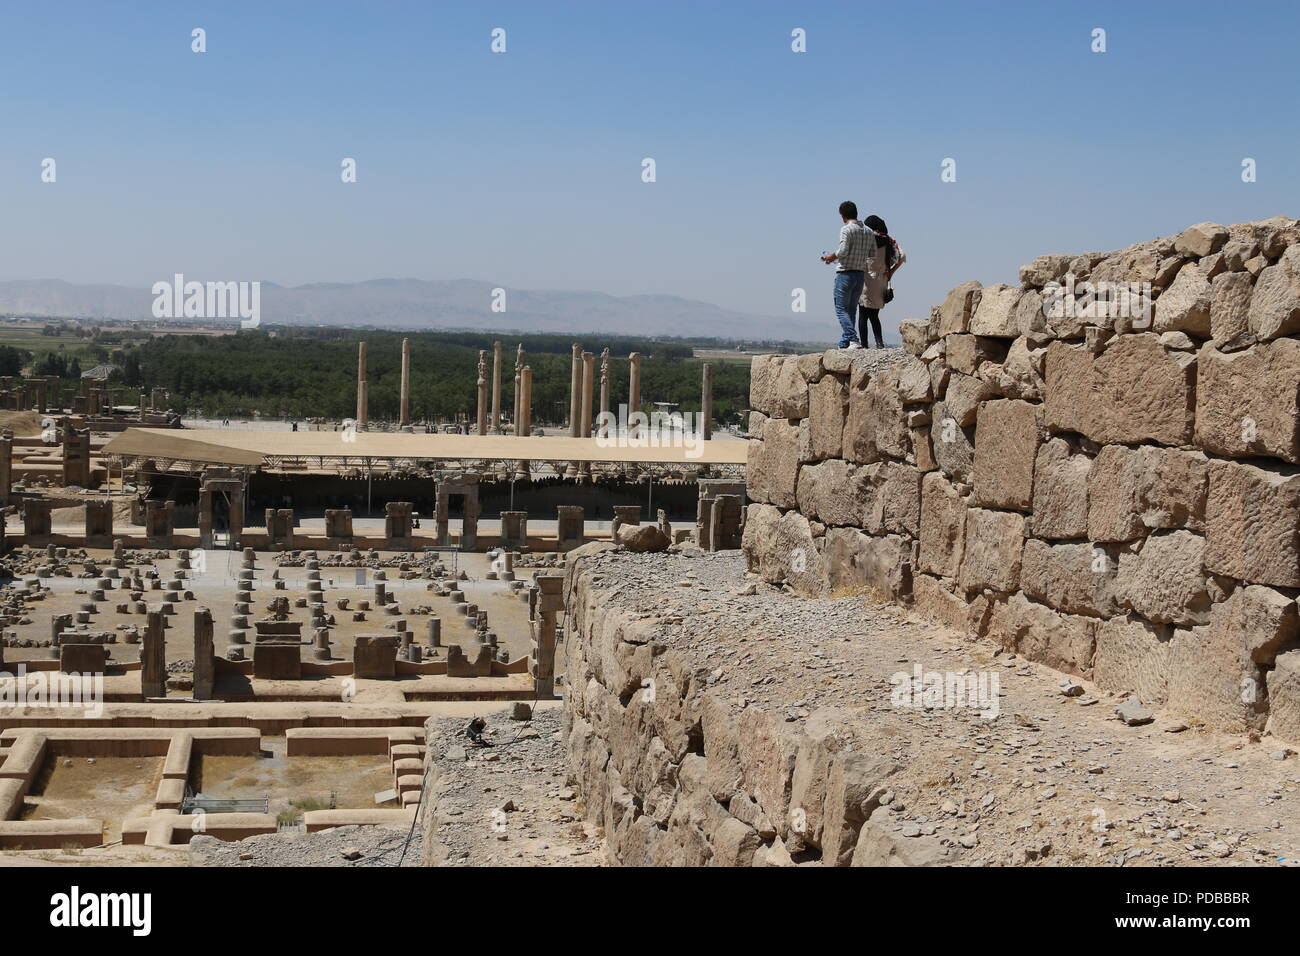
[0,278,823,344]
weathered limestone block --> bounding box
[896,356,932,402]
[1088,445,1208,542]
[1173,221,1229,257]
[948,334,1013,378]
[942,373,994,427]
[851,806,957,867]
[744,438,768,505]
[741,504,824,596]
[972,399,1042,511]
[937,280,982,335]
[1092,334,1196,445]
[1247,244,1300,340]
[1220,236,1260,272]
[986,592,1097,678]
[1195,338,1300,464]
[1210,270,1254,345]
[918,472,966,578]
[822,751,899,867]
[911,425,936,472]
[1093,615,1172,705]
[861,461,922,536]
[1014,288,1048,337]
[1153,262,1212,337]
[912,574,976,632]
[1265,649,1300,745]
[988,337,1046,401]
[771,357,811,420]
[748,418,804,509]
[824,528,911,602]
[930,401,975,482]
[699,695,744,803]
[620,524,671,552]
[958,508,1025,594]
[1250,216,1300,257]
[733,706,799,842]
[1045,336,1196,446]
[807,374,848,461]
[843,366,908,464]
[1020,539,1118,618]
[712,817,761,866]
[1043,340,1096,436]
[1115,530,1212,626]
[898,319,930,356]
[786,708,850,853]
[1019,253,1073,288]
[749,355,779,414]
[796,459,868,527]
[1204,459,1300,588]
[1030,438,1091,539]
[1167,585,1299,734]
[969,283,1022,337]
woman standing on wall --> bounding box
[858,215,906,349]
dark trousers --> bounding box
[858,305,884,348]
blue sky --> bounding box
[1,0,1296,336]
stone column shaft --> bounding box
[701,362,714,441]
[628,352,642,439]
[356,342,368,427]
[399,338,411,427]
[491,341,503,432]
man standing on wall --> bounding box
[821,201,875,349]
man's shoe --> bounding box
[846,341,865,350]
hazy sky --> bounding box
[1,0,1296,335]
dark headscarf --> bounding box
[864,215,895,268]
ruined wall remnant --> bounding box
[743,217,1300,741]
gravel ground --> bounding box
[189,822,424,867]
[421,709,604,866]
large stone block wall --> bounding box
[744,217,1300,741]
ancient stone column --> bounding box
[399,337,411,427]
[701,362,714,440]
[476,350,489,436]
[580,351,595,479]
[491,340,503,432]
[567,344,582,477]
[628,352,642,438]
[193,607,214,699]
[599,349,610,422]
[520,366,533,437]
[356,342,369,428]
[513,344,525,435]
[515,366,532,479]
[569,343,583,438]
[142,610,166,698]
[532,573,563,699]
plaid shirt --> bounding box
[835,220,876,272]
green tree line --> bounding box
[118,328,752,425]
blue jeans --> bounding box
[834,271,865,347]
